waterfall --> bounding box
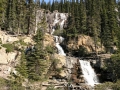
[56,43,66,56]
[79,60,99,86]
[54,36,66,56]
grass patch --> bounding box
[2,43,14,53]
[0,77,7,88]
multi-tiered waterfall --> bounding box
[79,60,99,86]
[52,12,99,87]
[36,10,99,88]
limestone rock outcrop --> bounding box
[36,9,68,34]
[67,35,105,53]
[43,33,54,47]
[23,36,35,44]
[53,53,66,77]
[0,47,18,64]
[0,30,19,44]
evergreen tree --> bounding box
[101,0,118,52]
[26,16,48,81]
[26,0,35,34]
[79,0,87,34]
[16,0,27,34]
[6,0,17,32]
[16,52,28,78]
[0,0,7,29]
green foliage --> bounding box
[14,39,27,46]
[0,77,25,90]
[53,29,63,36]
[0,77,7,89]
[0,38,2,44]
[7,76,25,90]
[16,52,28,78]
[110,54,120,78]
[95,80,120,90]
[49,58,62,74]
[46,85,62,90]
[19,39,27,46]
[78,45,88,57]
[45,45,55,54]
[2,43,14,53]
[26,28,49,81]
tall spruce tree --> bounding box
[26,16,48,81]
[6,0,17,32]
[16,0,27,34]
[0,0,7,29]
[26,0,35,34]
[79,0,87,34]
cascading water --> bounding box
[54,36,66,56]
[52,13,67,56]
[79,60,99,86]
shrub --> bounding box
[19,39,27,46]
[95,80,120,90]
[0,77,6,88]
[76,45,88,57]
[45,45,55,54]
[2,43,14,53]
[0,38,2,44]
[53,29,63,36]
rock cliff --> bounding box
[67,35,105,53]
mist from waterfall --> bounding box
[79,60,99,86]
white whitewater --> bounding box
[51,13,67,56]
[79,60,99,86]
[54,36,66,56]
[56,43,66,56]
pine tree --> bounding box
[0,0,7,29]
[26,0,35,34]
[79,0,87,34]
[101,0,118,52]
[16,52,28,78]
[16,0,27,34]
[6,0,17,32]
[26,17,48,81]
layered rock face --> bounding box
[67,35,105,53]
[0,30,19,44]
[36,9,68,34]
[43,33,54,47]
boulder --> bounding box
[0,47,17,64]
[23,36,35,44]
[54,53,66,68]
[0,30,18,44]
[53,54,66,77]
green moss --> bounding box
[2,43,14,53]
